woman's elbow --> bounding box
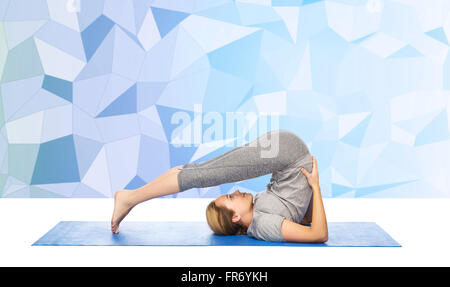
[322,229,329,242]
[317,230,328,243]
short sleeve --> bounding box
[247,211,286,242]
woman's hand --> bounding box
[282,155,327,243]
[300,155,319,190]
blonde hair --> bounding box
[205,200,248,235]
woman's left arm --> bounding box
[301,198,313,225]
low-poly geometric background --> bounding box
[1,0,449,198]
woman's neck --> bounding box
[240,207,254,228]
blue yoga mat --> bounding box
[32,221,400,247]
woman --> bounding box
[111,129,328,243]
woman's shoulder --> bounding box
[248,210,286,242]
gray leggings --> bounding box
[177,129,309,192]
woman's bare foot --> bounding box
[111,189,135,234]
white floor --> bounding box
[0,198,449,267]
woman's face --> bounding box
[214,189,253,219]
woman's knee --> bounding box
[167,165,184,176]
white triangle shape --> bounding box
[34,38,86,81]
[338,112,371,139]
[81,147,112,197]
[331,166,353,187]
[137,9,161,52]
[273,6,299,43]
[181,15,259,53]
[288,43,312,90]
[4,20,46,49]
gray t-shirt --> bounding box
[247,153,313,242]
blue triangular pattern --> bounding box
[208,30,263,81]
[202,68,253,112]
[81,15,115,61]
[272,0,303,6]
[351,32,377,44]
[42,75,73,103]
[97,84,137,118]
[155,104,193,144]
[394,113,435,134]
[272,0,323,6]
[250,20,293,43]
[136,82,167,112]
[196,2,241,25]
[2,0,449,199]
[154,104,199,165]
[167,142,198,170]
[331,183,354,197]
[388,44,423,58]
[425,27,449,45]
[341,114,372,147]
[125,175,147,190]
[414,110,449,146]
[137,135,172,183]
[1,37,44,83]
[71,183,109,198]
[76,0,105,31]
[31,135,81,184]
[3,0,49,21]
[278,115,320,143]
[116,24,146,51]
[355,180,417,197]
[30,186,65,198]
[151,7,190,38]
[1,75,44,121]
[76,27,115,80]
[134,0,152,32]
[236,86,255,109]
[73,134,103,179]
[189,139,240,164]
[302,0,324,5]
[253,57,284,95]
